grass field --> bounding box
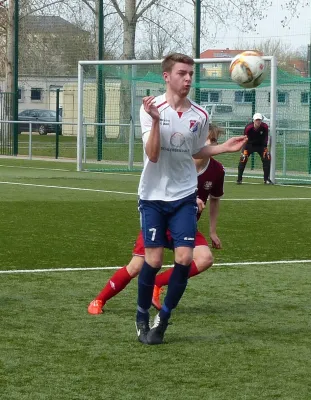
[1,157,311,400]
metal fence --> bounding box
[0,92,14,155]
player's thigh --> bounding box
[139,199,167,247]
[168,194,197,249]
[145,247,164,268]
[193,231,213,271]
[256,146,265,159]
[245,143,254,155]
[133,230,145,257]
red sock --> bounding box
[95,266,132,304]
[155,261,200,287]
[154,268,173,287]
[188,260,200,278]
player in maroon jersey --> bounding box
[237,112,273,184]
[88,124,225,315]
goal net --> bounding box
[75,58,311,184]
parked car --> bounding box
[201,103,234,121]
[18,109,62,135]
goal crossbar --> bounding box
[77,56,277,180]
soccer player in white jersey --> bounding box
[136,53,247,345]
[87,125,225,316]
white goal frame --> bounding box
[77,56,277,180]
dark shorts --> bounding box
[133,230,209,256]
[139,193,198,248]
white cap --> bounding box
[253,113,263,121]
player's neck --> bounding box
[165,91,190,112]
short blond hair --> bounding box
[162,53,194,73]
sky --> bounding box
[206,1,311,51]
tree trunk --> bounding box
[5,0,13,97]
[2,0,14,148]
[119,0,136,142]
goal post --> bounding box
[75,56,310,184]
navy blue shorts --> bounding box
[139,193,198,248]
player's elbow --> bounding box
[145,145,160,162]
[148,154,159,163]
[146,149,160,162]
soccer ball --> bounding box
[229,51,265,88]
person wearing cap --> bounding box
[237,112,273,184]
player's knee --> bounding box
[175,252,193,267]
[240,151,249,163]
[263,148,271,161]
[145,248,163,268]
[194,252,214,272]
[126,256,144,277]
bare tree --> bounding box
[108,0,164,141]
[137,7,191,59]
[235,38,309,75]
[281,0,310,27]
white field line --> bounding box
[1,164,311,188]
[226,179,311,189]
[1,180,311,200]
[0,164,142,177]
[0,181,137,196]
[1,259,311,275]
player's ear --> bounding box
[163,71,169,82]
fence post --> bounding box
[251,89,256,170]
[29,121,32,160]
[55,88,60,159]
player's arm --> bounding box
[196,196,205,214]
[193,136,248,159]
[264,125,270,146]
[263,125,271,158]
[142,96,160,163]
[209,197,222,249]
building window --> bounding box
[268,91,289,104]
[234,91,254,103]
[301,92,309,104]
[31,88,42,101]
[18,88,24,102]
[200,91,220,103]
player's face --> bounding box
[254,119,262,129]
[163,62,194,97]
[206,138,218,146]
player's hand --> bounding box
[210,233,222,249]
[196,197,205,213]
[263,147,271,159]
[143,96,160,120]
[223,136,248,153]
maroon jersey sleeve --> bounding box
[262,122,269,146]
[244,123,252,137]
[196,158,225,220]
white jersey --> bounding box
[138,94,209,201]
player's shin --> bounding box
[159,262,190,320]
[96,266,132,304]
[137,261,160,321]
